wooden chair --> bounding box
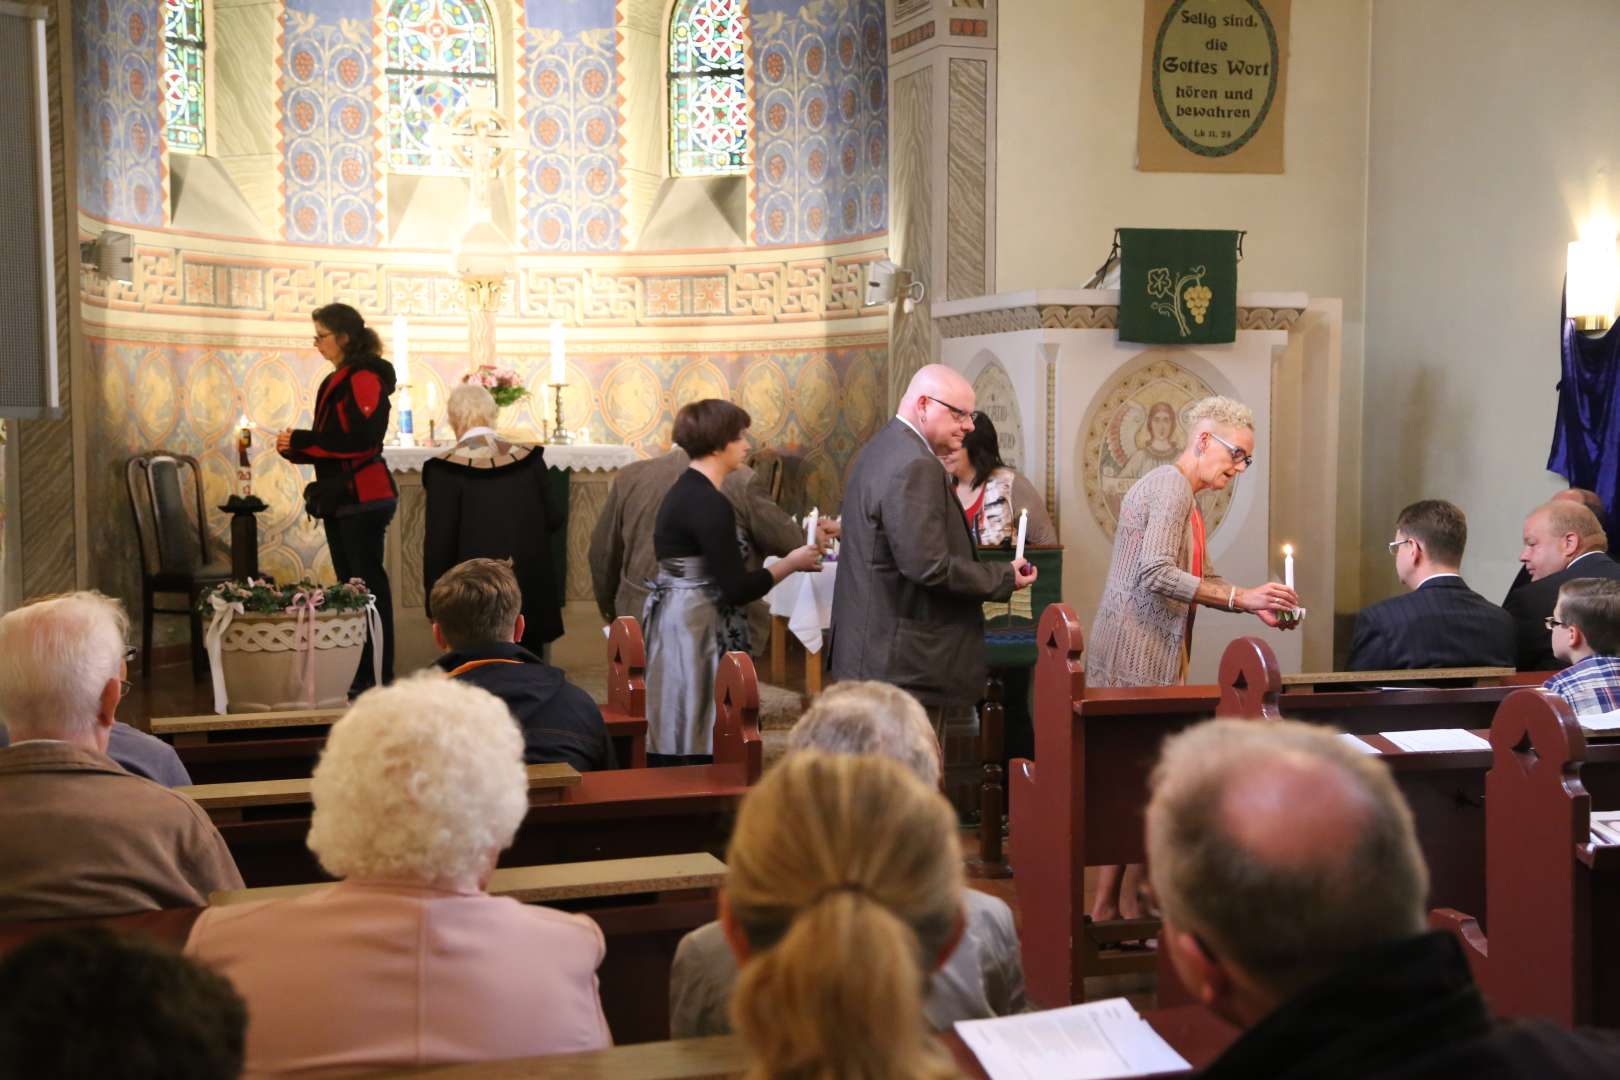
[126,451,231,679]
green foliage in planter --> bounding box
[199,577,374,618]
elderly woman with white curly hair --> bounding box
[422,382,566,653]
[185,674,611,1076]
[1086,394,1299,928]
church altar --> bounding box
[933,289,1345,678]
[382,442,639,673]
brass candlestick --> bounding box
[548,382,572,444]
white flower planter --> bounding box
[216,611,367,713]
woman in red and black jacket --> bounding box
[276,302,398,693]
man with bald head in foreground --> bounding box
[1503,499,1620,671]
[829,365,1035,750]
[1148,718,1620,1078]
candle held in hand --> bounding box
[1283,544,1295,590]
[1014,508,1028,562]
[805,507,819,548]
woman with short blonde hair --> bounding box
[722,752,963,1080]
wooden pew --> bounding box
[1010,602,1555,1007]
[0,854,728,1046]
[208,652,763,888]
[1429,690,1620,1029]
[152,617,651,783]
[179,763,581,823]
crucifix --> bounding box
[436,108,525,378]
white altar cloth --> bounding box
[383,443,637,473]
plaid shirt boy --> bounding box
[1544,655,1620,716]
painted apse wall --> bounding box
[75,0,890,617]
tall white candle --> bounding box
[427,382,437,412]
[1283,544,1295,590]
[1014,508,1028,562]
[549,319,566,385]
[805,506,819,547]
[392,316,410,384]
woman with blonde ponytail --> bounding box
[720,752,965,1080]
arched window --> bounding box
[668,0,751,177]
[162,0,206,154]
[384,0,498,171]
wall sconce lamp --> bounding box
[866,259,927,313]
[1567,229,1618,333]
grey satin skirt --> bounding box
[642,556,750,756]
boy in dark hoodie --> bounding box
[431,558,615,772]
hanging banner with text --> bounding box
[1118,229,1242,345]
[1137,0,1290,174]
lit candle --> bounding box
[1283,544,1295,590]
[805,506,819,547]
[237,413,251,468]
[392,315,410,384]
[1014,508,1028,562]
[549,319,566,385]
[427,382,438,412]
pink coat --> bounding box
[185,879,612,1077]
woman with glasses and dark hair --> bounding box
[1085,395,1298,929]
[275,302,397,695]
[643,399,821,765]
[940,411,1055,548]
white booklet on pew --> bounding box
[1580,708,1620,734]
[955,997,1191,1079]
[1378,728,1491,753]
[1336,733,1381,754]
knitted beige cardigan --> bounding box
[1085,465,1229,688]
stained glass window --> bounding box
[669,0,751,177]
[162,0,205,154]
[384,0,497,171]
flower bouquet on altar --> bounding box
[463,365,529,408]
[198,577,381,714]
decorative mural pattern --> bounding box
[522,0,624,252]
[85,334,886,601]
[751,0,887,245]
[280,3,382,245]
[74,0,166,226]
[668,0,752,177]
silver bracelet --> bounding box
[1227,585,1237,611]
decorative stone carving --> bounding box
[937,304,1304,338]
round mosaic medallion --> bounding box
[671,361,729,414]
[738,360,788,441]
[599,361,662,443]
[794,355,838,441]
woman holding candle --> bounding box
[1085,395,1297,926]
[940,411,1055,548]
[644,399,821,765]
[276,302,397,696]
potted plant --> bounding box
[199,578,380,714]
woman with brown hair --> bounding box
[644,399,819,764]
[720,751,965,1080]
[276,302,397,694]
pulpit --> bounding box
[934,289,1343,678]
[382,443,638,673]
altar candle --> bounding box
[392,316,410,384]
[427,382,438,412]
[549,320,566,385]
[236,414,251,468]
[1014,508,1028,562]
[805,506,819,547]
[1283,544,1295,590]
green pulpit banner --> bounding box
[979,546,1063,669]
[1117,227,1241,345]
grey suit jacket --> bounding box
[828,418,1015,706]
[588,448,802,655]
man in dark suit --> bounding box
[828,365,1035,724]
[1347,499,1514,671]
[1504,487,1610,593]
[1502,500,1620,672]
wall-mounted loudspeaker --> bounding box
[0,4,58,421]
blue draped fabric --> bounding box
[1549,314,1620,519]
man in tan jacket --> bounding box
[0,592,243,920]
[589,444,834,657]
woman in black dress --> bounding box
[422,383,566,652]
[276,302,396,695]
[645,400,820,764]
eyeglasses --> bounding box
[1205,431,1254,469]
[117,680,132,701]
[924,395,974,424]
[1545,616,1573,631]
[1387,537,1413,555]
[312,331,335,344]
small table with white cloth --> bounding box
[764,558,836,693]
